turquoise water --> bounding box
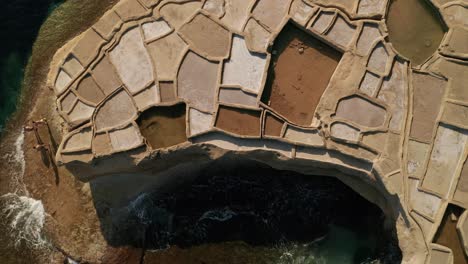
[0,0,63,133]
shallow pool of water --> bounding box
[387,0,446,65]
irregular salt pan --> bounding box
[222,36,267,94]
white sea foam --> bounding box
[0,193,48,249]
[2,129,28,195]
[0,129,50,250]
[127,192,154,224]
[14,129,26,180]
[199,208,237,222]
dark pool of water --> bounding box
[97,160,402,264]
[0,0,63,133]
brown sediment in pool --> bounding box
[263,112,284,137]
[215,105,262,137]
[159,81,177,103]
[137,103,187,149]
[387,0,446,65]
[261,22,342,127]
[433,204,468,264]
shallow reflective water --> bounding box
[387,0,445,65]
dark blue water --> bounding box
[0,0,62,133]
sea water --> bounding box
[0,0,63,133]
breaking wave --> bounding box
[0,193,48,249]
[1,129,49,250]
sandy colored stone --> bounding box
[72,29,105,66]
[93,10,122,40]
[422,125,468,197]
[430,58,468,103]
[409,178,442,219]
[133,84,159,111]
[76,74,105,105]
[218,87,257,108]
[252,0,291,31]
[336,96,386,128]
[410,72,447,142]
[64,127,93,151]
[109,125,143,152]
[441,102,468,128]
[139,0,161,8]
[367,42,389,75]
[55,69,72,94]
[284,126,323,146]
[330,122,360,142]
[290,0,316,26]
[146,33,187,80]
[356,23,381,56]
[441,26,468,59]
[407,140,430,178]
[62,55,84,77]
[189,108,213,136]
[222,35,267,94]
[442,3,468,28]
[60,91,77,113]
[142,19,172,41]
[221,0,255,31]
[68,100,95,124]
[91,56,122,95]
[311,11,335,34]
[192,132,292,158]
[160,1,202,29]
[325,15,356,49]
[114,0,148,21]
[309,0,355,15]
[378,59,407,132]
[93,133,113,156]
[244,18,271,53]
[427,246,453,264]
[357,0,386,16]
[378,132,401,175]
[60,151,94,164]
[179,13,230,58]
[359,71,381,96]
[454,159,468,207]
[95,90,137,131]
[295,146,373,172]
[159,81,176,102]
[361,131,387,152]
[411,210,434,240]
[203,0,225,18]
[109,27,154,94]
[263,112,284,137]
[215,106,261,137]
[178,51,218,112]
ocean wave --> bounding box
[0,193,49,249]
[199,208,237,222]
